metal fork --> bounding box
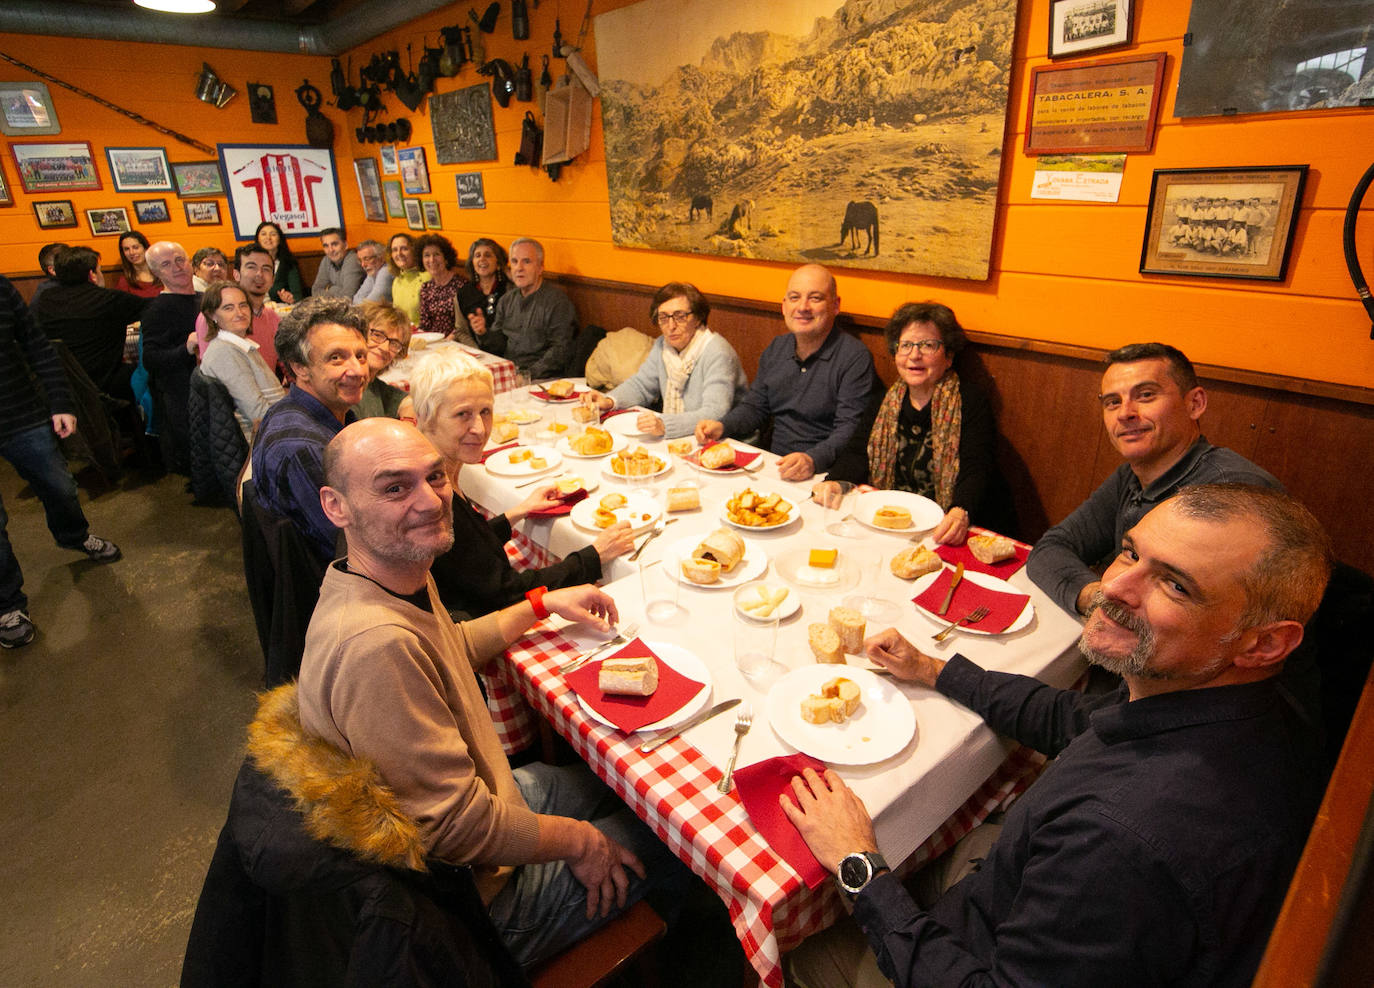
[558,621,640,674]
[716,708,753,794]
[933,605,991,643]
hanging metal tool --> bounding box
[1344,161,1374,338]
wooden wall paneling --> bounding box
[1194,379,1271,462]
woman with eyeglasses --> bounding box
[820,301,1014,544]
[581,281,747,439]
[354,301,412,419]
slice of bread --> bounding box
[828,606,865,655]
[968,534,1016,565]
[808,622,845,664]
[890,545,943,580]
[598,656,658,696]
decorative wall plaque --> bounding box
[430,85,497,165]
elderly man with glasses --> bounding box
[352,239,394,305]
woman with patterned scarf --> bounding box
[582,281,748,439]
[821,301,1013,544]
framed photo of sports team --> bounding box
[1048,0,1134,59]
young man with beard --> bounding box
[782,484,1330,988]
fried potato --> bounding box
[724,488,793,527]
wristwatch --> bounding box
[837,851,889,898]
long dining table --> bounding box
[456,386,1088,987]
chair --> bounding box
[188,368,249,509]
[49,337,124,483]
[1309,561,1374,768]
[564,324,606,379]
[530,899,665,988]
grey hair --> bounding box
[408,350,495,427]
[509,237,544,263]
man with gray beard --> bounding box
[782,484,1329,988]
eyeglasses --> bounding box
[655,310,694,328]
[368,327,405,354]
[895,339,944,356]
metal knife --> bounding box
[938,562,964,615]
[638,698,742,753]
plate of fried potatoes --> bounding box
[604,445,670,478]
[721,488,798,530]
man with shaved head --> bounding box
[139,241,201,473]
[696,263,881,481]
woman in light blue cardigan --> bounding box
[583,282,747,439]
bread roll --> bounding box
[667,438,694,456]
[572,404,599,423]
[570,427,613,455]
[528,456,547,470]
[546,379,575,398]
[873,505,912,529]
[598,656,659,696]
[828,607,865,655]
[693,528,745,572]
[681,557,721,585]
[666,486,700,512]
[699,442,736,470]
[968,534,1016,564]
[890,545,943,580]
[491,422,519,443]
[800,695,834,724]
[808,623,845,664]
[823,677,862,719]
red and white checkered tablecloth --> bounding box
[488,622,1048,988]
[483,353,518,395]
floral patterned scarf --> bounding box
[866,371,962,507]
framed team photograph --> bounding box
[383,179,404,218]
[0,160,11,206]
[133,198,171,223]
[403,198,426,231]
[172,160,226,197]
[1048,0,1133,59]
[0,81,60,136]
[33,199,77,229]
[422,200,441,229]
[105,146,174,192]
[183,199,222,226]
[86,206,131,236]
[397,146,431,195]
[1139,165,1308,282]
[10,141,100,193]
[379,144,398,174]
[354,156,386,222]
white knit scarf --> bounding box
[661,327,712,416]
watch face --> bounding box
[839,854,870,891]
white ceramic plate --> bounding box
[569,492,663,535]
[719,491,799,532]
[541,473,600,496]
[504,408,543,425]
[766,664,916,766]
[576,642,712,733]
[910,568,1035,635]
[663,534,768,589]
[603,410,657,438]
[733,582,802,621]
[773,546,861,593]
[529,384,583,403]
[484,445,563,477]
[556,432,630,459]
[852,489,945,533]
[602,450,672,481]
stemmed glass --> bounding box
[820,480,865,537]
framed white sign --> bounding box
[218,143,343,240]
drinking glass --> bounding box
[640,557,686,626]
[820,480,864,537]
[734,609,783,687]
[844,539,903,624]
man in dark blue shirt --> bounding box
[695,264,881,481]
[250,296,369,564]
[783,484,1329,988]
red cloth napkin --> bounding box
[684,443,761,471]
[733,754,830,889]
[914,568,1030,634]
[531,386,584,402]
[479,442,520,464]
[565,638,705,733]
[527,487,589,518]
[935,535,1030,578]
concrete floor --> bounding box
[0,463,261,986]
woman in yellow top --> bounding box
[386,231,430,326]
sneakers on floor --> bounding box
[81,535,122,563]
[0,609,35,648]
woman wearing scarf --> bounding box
[823,301,1013,544]
[582,282,747,439]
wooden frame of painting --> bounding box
[403,198,425,230]
[105,146,174,192]
[10,141,100,193]
[354,156,386,222]
[86,206,131,236]
[0,159,10,206]
[33,199,77,228]
[1139,165,1308,282]
[133,198,171,223]
[1025,52,1166,154]
[1048,0,1133,59]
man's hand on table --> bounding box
[931,506,970,546]
[593,521,635,563]
[568,821,646,918]
[545,585,618,632]
[866,628,945,687]
[777,451,816,482]
[779,766,879,873]
[694,419,725,445]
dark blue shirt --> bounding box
[250,386,354,563]
[852,655,1322,988]
[719,326,880,472]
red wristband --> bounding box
[525,586,549,620]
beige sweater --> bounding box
[297,561,541,902]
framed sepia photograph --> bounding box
[1048,0,1133,59]
[422,200,441,229]
[403,198,425,231]
[1140,165,1308,282]
[397,146,431,195]
[86,206,131,236]
[133,198,171,223]
[184,199,222,226]
[354,156,386,222]
[383,179,404,218]
[11,141,100,192]
[0,81,60,136]
[172,160,226,197]
[1025,52,1166,154]
[33,199,77,229]
[105,146,174,192]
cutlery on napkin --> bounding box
[914,570,1029,635]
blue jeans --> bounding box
[487,762,695,969]
[0,423,91,612]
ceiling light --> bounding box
[134,0,217,13]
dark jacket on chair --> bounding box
[188,368,249,509]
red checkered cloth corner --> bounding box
[494,624,1050,988]
[483,354,518,395]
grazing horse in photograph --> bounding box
[689,194,713,221]
[840,201,879,256]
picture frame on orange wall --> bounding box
[383,179,404,218]
[133,199,171,223]
[403,198,425,231]
[1048,0,1133,60]
[0,81,60,137]
[85,206,131,236]
[11,141,100,193]
[397,147,431,195]
[379,145,398,175]
[33,199,77,229]
[1139,165,1309,282]
[0,159,11,206]
[422,200,441,229]
[184,200,222,226]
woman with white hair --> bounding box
[409,350,635,619]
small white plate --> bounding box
[505,408,542,425]
[603,410,657,438]
[719,490,799,531]
[484,445,563,477]
[569,493,663,535]
[766,665,917,766]
[773,546,861,593]
[910,568,1035,635]
[733,582,802,621]
[576,642,712,733]
[557,432,629,459]
[852,489,945,533]
[663,534,768,589]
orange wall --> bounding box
[3,0,1373,390]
